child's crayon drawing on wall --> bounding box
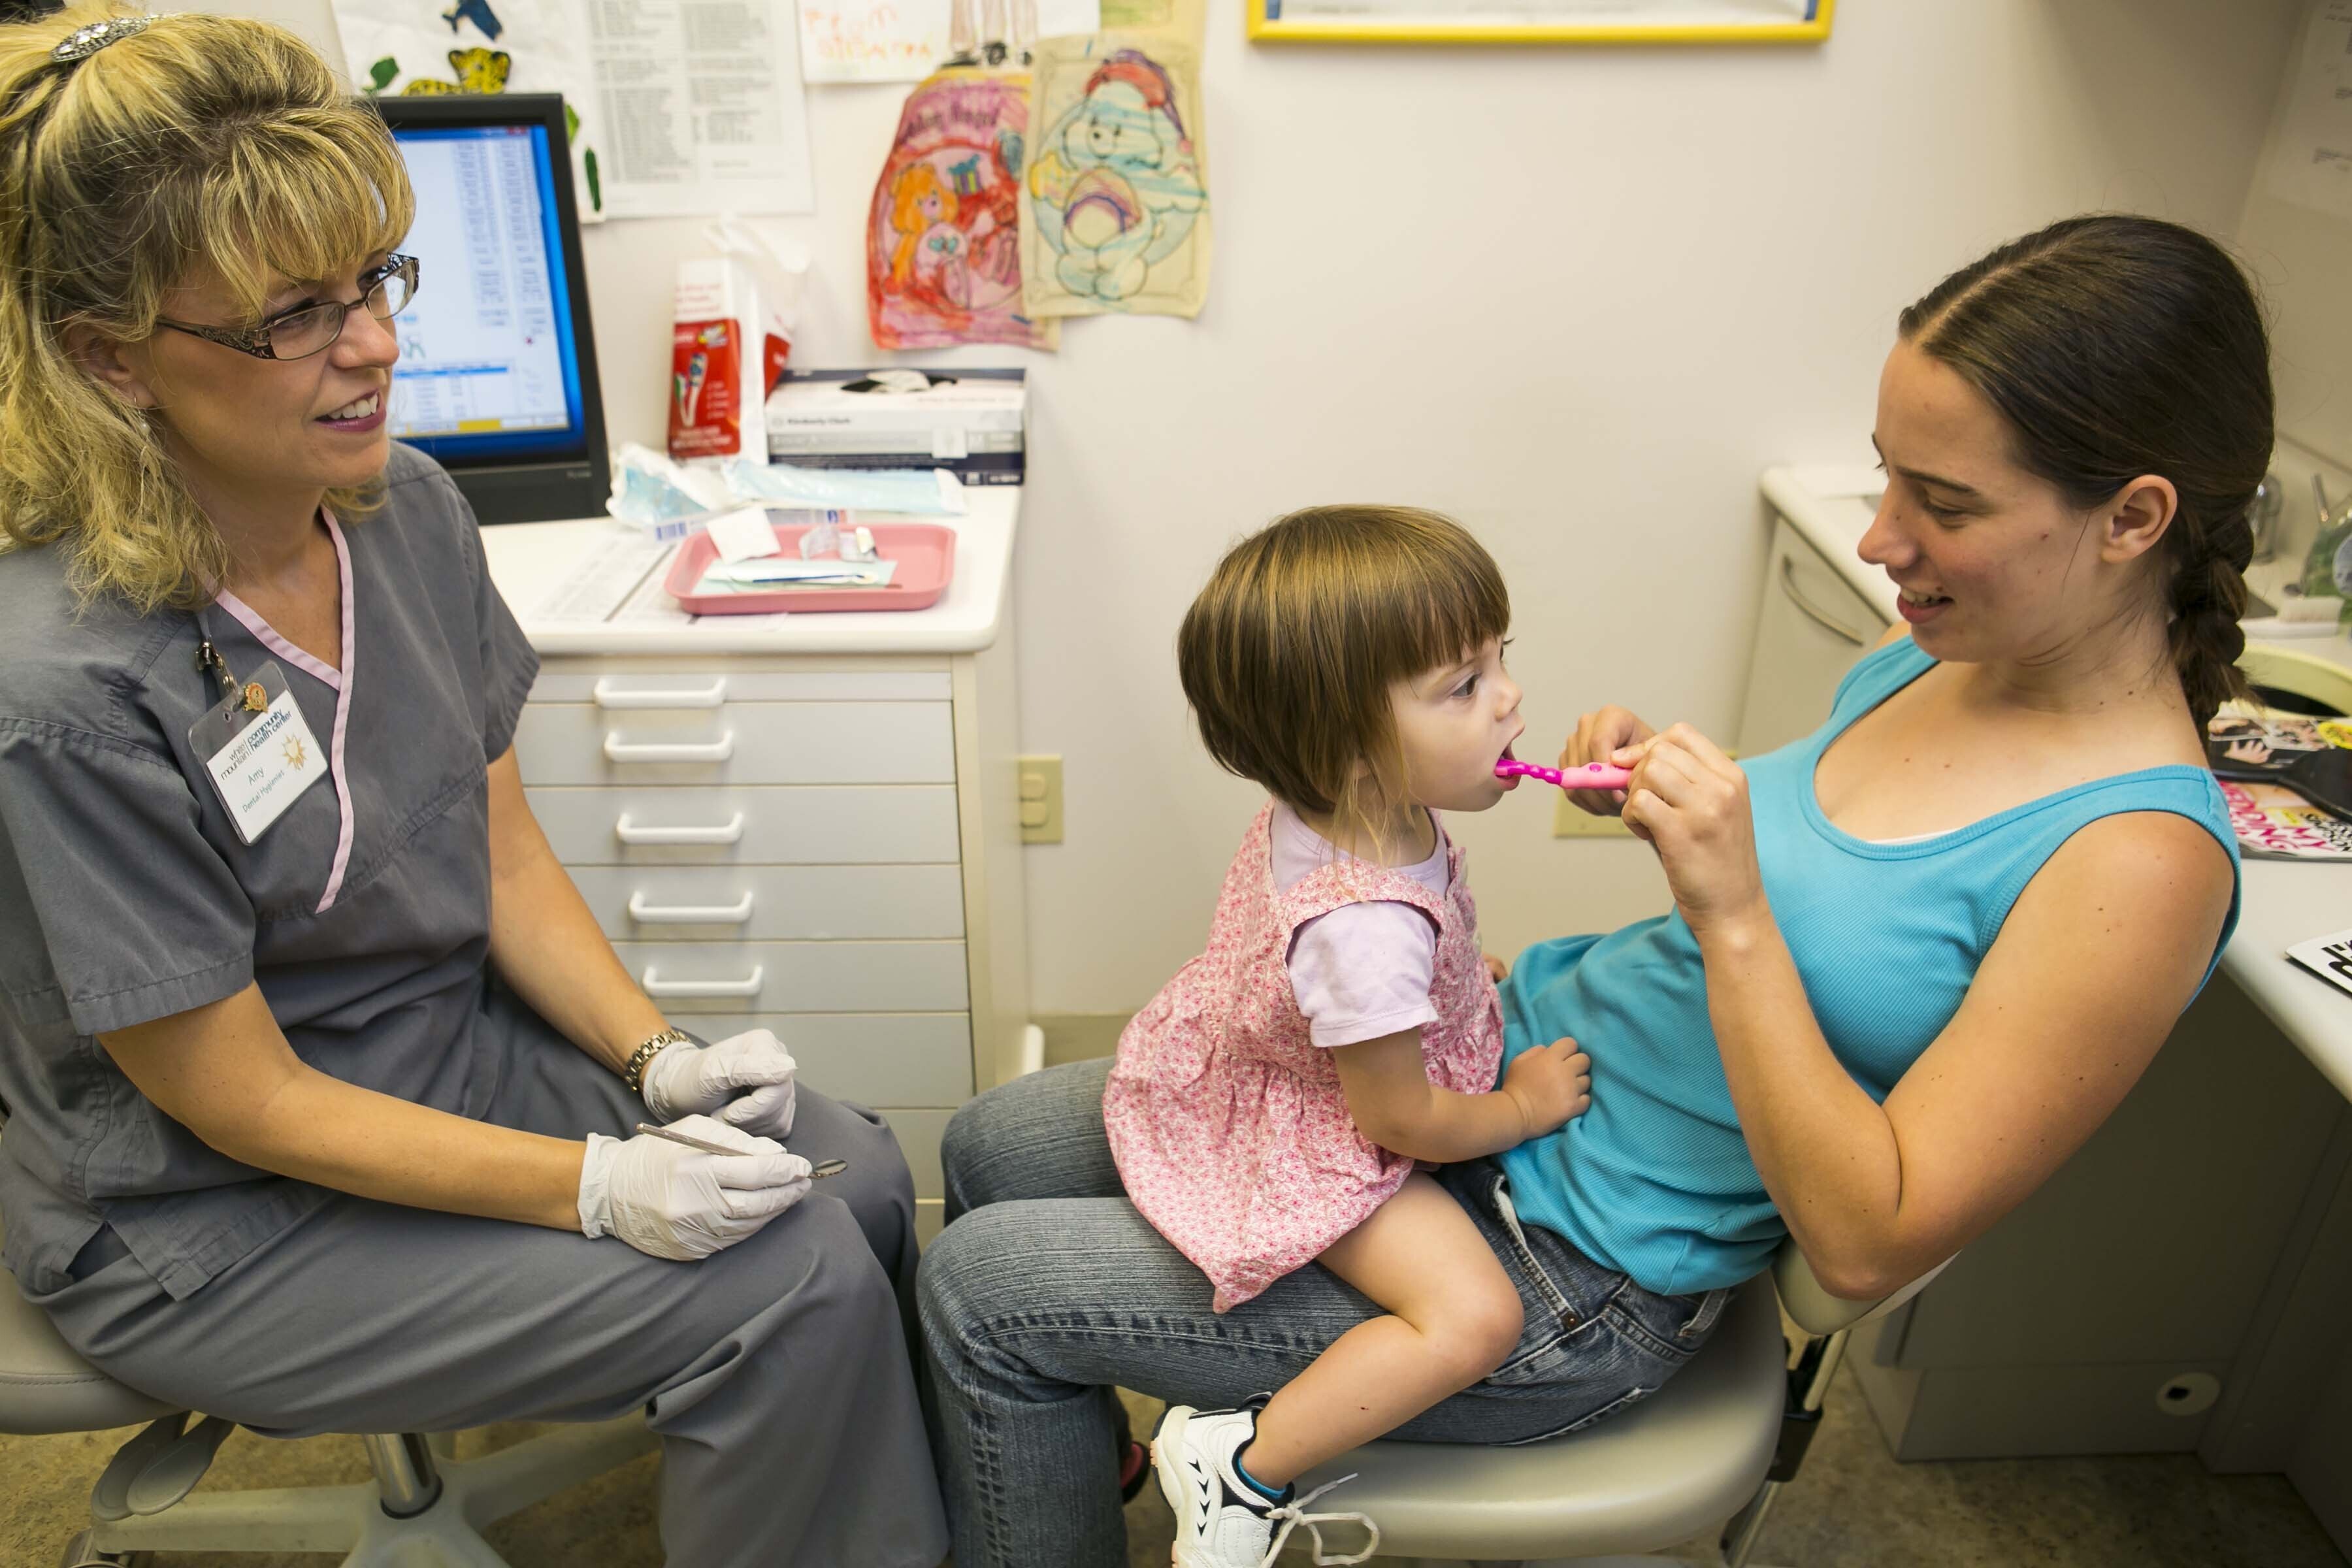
[868,69,1058,351]
[796,0,953,84]
[1022,37,1209,319]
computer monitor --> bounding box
[368,93,609,525]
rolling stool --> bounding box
[0,1168,655,1567]
[1294,1239,1949,1567]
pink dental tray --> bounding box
[663,519,956,615]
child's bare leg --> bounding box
[1241,1172,1522,1486]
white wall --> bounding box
[2238,2,2352,470]
[222,0,2302,1013]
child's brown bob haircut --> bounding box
[1177,505,1511,838]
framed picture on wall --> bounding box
[1247,0,1832,46]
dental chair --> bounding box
[1294,1240,1950,1568]
[0,1122,655,1568]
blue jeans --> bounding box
[917,1058,1733,1568]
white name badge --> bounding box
[191,660,328,845]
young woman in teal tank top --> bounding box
[1497,634,2240,1298]
[921,215,2270,1568]
[1505,220,2259,1304]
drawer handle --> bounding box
[1778,555,1867,647]
[604,730,736,764]
[615,812,747,846]
[628,890,755,924]
[641,964,765,998]
[594,676,728,710]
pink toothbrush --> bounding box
[1496,759,1634,791]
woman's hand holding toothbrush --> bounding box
[1563,706,1659,818]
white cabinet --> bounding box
[1735,514,1891,758]
[515,651,1028,1247]
[528,785,961,865]
[512,696,956,784]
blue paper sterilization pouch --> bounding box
[607,442,965,531]
[719,458,964,516]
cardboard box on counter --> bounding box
[764,368,1026,486]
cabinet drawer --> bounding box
[529,668,951,704]
[527,785,962,866]
[680,1013,974,1105]
[882,1108,956,1200]
[512,702,955,785]
[570,864,965,940]
[611,940,969,1013]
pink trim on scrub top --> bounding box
[211,511,357,914]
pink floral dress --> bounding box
[1103,802,1505,1311]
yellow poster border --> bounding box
[1247,0,1833,46]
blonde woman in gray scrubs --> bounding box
[0,9,947,1564]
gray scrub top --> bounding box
[0,443,539,1298]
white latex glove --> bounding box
[577,1114,812,1261]
[638,1028,798,1139]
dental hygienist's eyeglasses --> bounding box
[156,255,420,362]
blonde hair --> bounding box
[0,3,414,613]
[1177,506,1511,845]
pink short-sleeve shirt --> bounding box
[1272,802,1448,1049]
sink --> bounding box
[2242,644,2352,715]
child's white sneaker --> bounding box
[1150,1401,1379,1567]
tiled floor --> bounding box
[5,1364,2340,1568]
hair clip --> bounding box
[52,15,154,64]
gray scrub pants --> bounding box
[35,990,949,1568]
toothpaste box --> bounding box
[763,368,1027,486]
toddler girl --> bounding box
[1103,505,1592,1568]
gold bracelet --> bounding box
[622,1027,694,1096]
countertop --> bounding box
[481,484,1021,656]
[1761,464,2352,1103]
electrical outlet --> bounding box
[1019,755,1064,843]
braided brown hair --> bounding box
[1898,215,2273,728]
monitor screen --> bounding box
[372,95,608,524]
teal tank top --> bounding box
[1495,638,2242,1296]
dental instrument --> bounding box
[634,1122,849,1179]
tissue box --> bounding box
[763,368,1026,485]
